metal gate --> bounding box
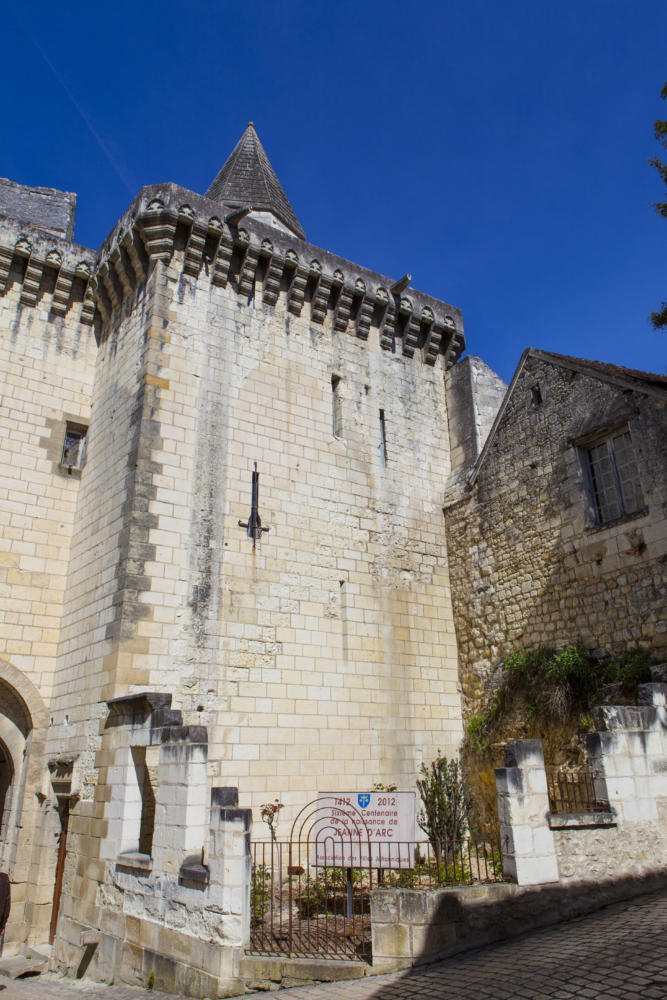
[249,798,374,961]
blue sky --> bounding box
[4,0,666,383]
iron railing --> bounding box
[249,838,503,960]
[546,766,609,814]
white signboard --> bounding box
[312,792,416,868]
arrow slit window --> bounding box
[379,409,388,467]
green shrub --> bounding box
[619,648,652,694]
[251,864,271,927]
[466,714,489,752]
[504,650,528,682]
[417,755,472,866]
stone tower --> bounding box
[0,126,467,961]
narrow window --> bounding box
[60,422,87,471]
[331,375,342,438]
[131,745,157,857]
[379,409,388,467]
[585,430,644,525]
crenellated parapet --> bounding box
[0,215,96,324]
[91,184,465,367]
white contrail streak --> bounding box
[10,12,136,197]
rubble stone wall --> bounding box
[445,355,667,715]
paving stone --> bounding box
[0,888,664,999]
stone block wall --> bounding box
[0,215,97,949]
[0,178,77,240]
[54,694,252,997]
[0,221,96,706]
[49,213,465,836]
[445,355,506,477]
[445,351,667,715]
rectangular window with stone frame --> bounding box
[60,422,87,472]
[582,429,645,525]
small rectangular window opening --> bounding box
[61,423,87,471]
[379,409,387,467]
[331,375,342,438]
[585,430,644,525]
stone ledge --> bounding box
[239,955,369,987]
[116,851,153,873]
[548,811,616,830]
[179,855,210,887]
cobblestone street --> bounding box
[0,889,664,1000]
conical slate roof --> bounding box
[206,123,305,240]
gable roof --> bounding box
[467,348,667,488]
[532,350,667,393]
[205,123,305,240]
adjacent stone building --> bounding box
[445,348,667,714]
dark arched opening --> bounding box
[0,739,14,839]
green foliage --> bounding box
[649,81,667,328]
[618,647,652,694]
[462,642,654,837]
[579,713,596,733]
[383,867,420,888]
[433,855,472,886]
[295,868,362,918]
[146,972,155,990]
[251,864,271,928]
[466,714,490,753]
[416,755,472,866]
[504,650,529,682]
[486,848,504,880]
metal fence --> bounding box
[546,766,609,814]
[249,838,503,961]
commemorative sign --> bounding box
[312,791,416,868]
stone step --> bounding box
[240,955,369,991]
[0,950,49,980]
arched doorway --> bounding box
[0,738,14,839]
[0,678,32,871]
[0,664,52,950]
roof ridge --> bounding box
[529,349,667,386]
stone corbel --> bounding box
[355,281,373,341]
[237,244,260,300]
[262,251,284,306]
[212,236,234,288]
[51,267,74,317]
[0,244,13,295]
[139,201,178,262]
[287,262,308,316]
[183,222,208,278]
[420,307,442,365]
[20,255,44,307]
[333,271,353,333]
[311,275,331,324]
[109,245,135,300]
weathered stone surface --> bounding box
[445,349,667,717]
[0,177,76,239]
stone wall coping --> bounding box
[548,811,616,830]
